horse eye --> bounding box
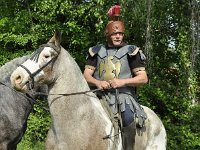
[44,55,50,59]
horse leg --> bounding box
[145,125,166,150]
[45,128,56,150]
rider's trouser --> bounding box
[121,103,136,150]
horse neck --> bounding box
[49,47,90,95]
[0,85,33,121]
[47,48,106,118]
[46,49,112,133]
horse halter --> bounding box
[19,44,58,89]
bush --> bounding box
[139,78,200,150]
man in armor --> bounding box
[83,4,148,150]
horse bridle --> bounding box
[18,44,102,98]
[19,44,58,89]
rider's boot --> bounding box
[122,121,136,150]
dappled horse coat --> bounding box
[0,56,47,150]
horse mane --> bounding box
[0,55,30,84]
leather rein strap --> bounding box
[29,88,102,97]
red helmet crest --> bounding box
[105,4,125,37]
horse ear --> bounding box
[48,31,62,50]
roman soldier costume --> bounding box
[85,3,147,150]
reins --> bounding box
[29,88,102,97]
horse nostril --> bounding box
[15,75,22,84]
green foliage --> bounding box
[23,99,51,143]
[166,105,200,150]
[139,76,199,149]
[0,48,32,66]
[17,140,44,150]
[0,0,199,149]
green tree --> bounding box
[0,0,199,149]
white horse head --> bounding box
[10,32,61,91]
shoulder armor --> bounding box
[114,45,139,59]
[88,44,104,57]
[127,45,146,61]
[127,45,140,56]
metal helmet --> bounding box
[105,4,125,37]
[105,20,125,37]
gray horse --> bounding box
[11,32,167,150]
[0,56,47,150]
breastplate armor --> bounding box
[89,44,147,127]
[93,45,132,81]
